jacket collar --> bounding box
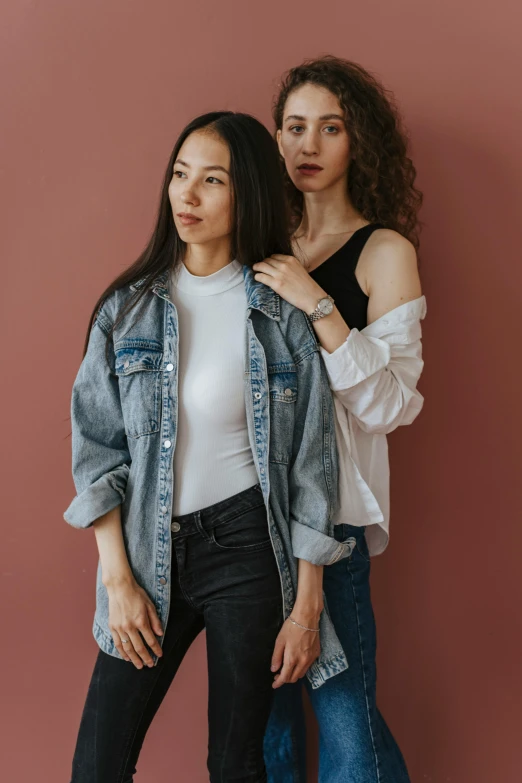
[130,266,281,320]
[130,272,170,301]
[243,265,280,321]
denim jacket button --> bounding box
[161,505,168,514]
[159,577,167,585]
[166,363,174,372]
[284,388,293,397]
[163,440,172,448]
[254,392,262,400]
[123,360,130,369]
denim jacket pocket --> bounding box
[114,338,163,438]
[267,363,297,464]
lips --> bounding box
[177,212,202,226]
[297,164,323,176]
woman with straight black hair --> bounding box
[65,111,353,782]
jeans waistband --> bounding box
[171,483,264,538]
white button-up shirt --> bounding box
[320,295,427,555]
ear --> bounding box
[276,129,285,160]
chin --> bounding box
[175,224,203,243]
[293,179,326,194]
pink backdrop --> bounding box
[1,1,521,781]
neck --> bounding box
[298,178,364,241]
[182,237,232,277]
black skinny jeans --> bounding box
[71,484,283,783]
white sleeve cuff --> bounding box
[320,330,391,391]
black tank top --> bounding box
[309,224,384,331]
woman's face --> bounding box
[277,83,351,195]
[169,130,233,247]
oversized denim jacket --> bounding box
[64,266,352,688]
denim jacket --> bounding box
[64,266,352,688]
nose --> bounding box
[181,186,200,207]
[301,129,320,157]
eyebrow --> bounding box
[285,114,344,122]
[175,159,229,174]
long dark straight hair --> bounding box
[84,111,292,354]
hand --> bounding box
[252,255,326,314]
[270,616,321,689]
[106,578,164,669]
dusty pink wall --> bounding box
[1,1,521,781]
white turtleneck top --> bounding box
[169,260,258,516]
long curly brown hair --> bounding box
[273,56,423,249]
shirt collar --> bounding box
[129,265,281,320]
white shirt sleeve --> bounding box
[320,296,427,435]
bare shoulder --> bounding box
[362,228,417,272]
[358,229,422,321]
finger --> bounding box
[271,636,285,673]
[146,602,164,639]
[253,272,277,288]
[117,629,143,669]
[289,660,309,683]
[118,627,145,669]
[272,655,297,689]
[128,628,154,668]
[252,260,278,275]
[139,613,163,658]
[272,665,297,689]
[111,631,131,662]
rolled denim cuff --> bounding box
[291,521,352,566]
[63,466,129,529]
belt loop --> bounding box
[194,511,212,543]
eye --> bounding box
[173,169,186,178]
[324,125,339,134]
[289,125,305,134]
[206,176,224,184]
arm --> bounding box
[253,232,425,435]
[64,305,132,528]
[271,559,323,689]
[287,332,351,567]
[271,313,350,689]
[318,234,425,434]
[94,505,163,668]
[64,304,162,666]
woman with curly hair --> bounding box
[258,56,426,782]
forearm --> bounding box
[292,559,324,626]
[310,305,351,354]
[93,505,134,588]
[300,283,351,354]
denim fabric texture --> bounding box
[71,485,282,783]
[64,266,352,687]
[264,525,410,783]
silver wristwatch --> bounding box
[308,295,335,322]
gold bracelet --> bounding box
[288,616,320,633]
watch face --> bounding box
[318,297,334,315]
